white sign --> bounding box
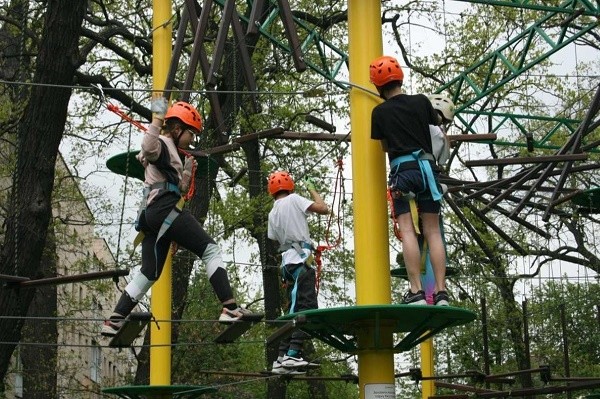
[365,383,395,399]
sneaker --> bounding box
[219,306,256,323]
[271,360,286,374]
[434,291,450,306]
[281,355,309,368]
[272,359,306,375]
[402,290,426,305]
[100,318,124,337]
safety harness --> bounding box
[388,149,443,235]
[133,183,184,248]
[132,154,197,270]
[279,241,314,313]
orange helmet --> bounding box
[165,101,202,132]
[369,56,404,87]
[268,171,294,195]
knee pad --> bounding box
[124,272,155,302]
[202,243,225,279]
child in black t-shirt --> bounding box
[369,55,449,306]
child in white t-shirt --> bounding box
[267,171,328,374]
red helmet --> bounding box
[369,56,404,87]
[268,171,294,195]
[165,101,202,132]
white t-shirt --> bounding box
[268,193,314,265]
[429,124,450,165]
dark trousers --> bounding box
[279,262,318,356]
[114,192,234,317]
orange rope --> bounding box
[106,102,197,201]
[387,187,403,241]
[314,158,345,294]
[183,161,196,201]
[107,103,148,133]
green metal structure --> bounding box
[213,0,599,153]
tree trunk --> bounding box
[241,139,289,398]
[21,228,58,398]
[493,265,533,388]
[0,0,87,384]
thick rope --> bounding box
[314,158,345,294]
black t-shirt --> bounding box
[371,93,437,163]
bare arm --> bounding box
[307,189,329,215]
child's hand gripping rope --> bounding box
[304,177,317,192]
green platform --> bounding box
[278,305,476,353]
[106,151,145,181]
[102,384,217,398]
[571,187,600,212]
[106,151,218,182]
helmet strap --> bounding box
[173,128,183,148]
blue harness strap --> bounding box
[287,266,305,313]
[152,196,185,275]
[390,149,442,201]
[279,241,314,313]
[135,182,181,231]
[154,181,180,195]
[282,262,312,314]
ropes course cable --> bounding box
[314,157,345,294]
[113,35,138,272]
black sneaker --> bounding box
[402,290,426,305]
[434,291,450,306]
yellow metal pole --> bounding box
[348,1,395,398]
[150,0,173,387]
[421,338,435,398]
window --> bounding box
[90,341,101,383]
[14,346,23,398]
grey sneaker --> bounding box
[402,290,426,305]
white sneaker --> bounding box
[281,355,309,368]
[100,317,125,337]
[272,360,305,375]
[271,360,288,374]
[219,307,256,323]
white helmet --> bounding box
[427,94,455,123]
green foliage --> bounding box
[528,281,600,378]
